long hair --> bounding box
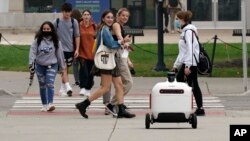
[97,10,113,31]
[35,21,59,50]
[71,9,82,23]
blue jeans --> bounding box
[35,64,58,105]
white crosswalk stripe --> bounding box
[11,95,224,112]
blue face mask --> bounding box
[175,19,181,29]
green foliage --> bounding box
[0,43,249,77]
[0,45,29,71]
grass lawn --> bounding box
[0,43,249,77]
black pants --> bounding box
[176,65,203,108]
[79,58,94,90]
[163,8,169,28]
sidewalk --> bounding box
[1,29,250,141]
[0,71,249,96]
[0,29,248,45]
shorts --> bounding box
[64,51,74,67]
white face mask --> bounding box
[175,19,181,29]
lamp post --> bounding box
[241,0,248,91]
[154,0,167,71]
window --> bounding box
[24,0,65,13]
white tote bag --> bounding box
[94,30,117,70]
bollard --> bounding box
[210,35,218,77]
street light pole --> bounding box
[241,0,248,91]
[154,0,167,71]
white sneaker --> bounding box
[79,88,86,96]
[65,83,73,97]
[47,104,55,112]
[85,90,91,97]
[59,86,67,97]
[40,105,47,112]
[65,82,73,97]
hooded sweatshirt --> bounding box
[173,24,200,69]
[29,37,65,71]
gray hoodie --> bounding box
[29,37,65,71]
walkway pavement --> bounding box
[0,29,249,45]
[0,29,250,141]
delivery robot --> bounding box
[145,72,197,129]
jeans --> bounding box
[35,64,58,105]
[163,7,169,28]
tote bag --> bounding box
[94,30,117,70]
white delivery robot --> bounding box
[145,72,197,129]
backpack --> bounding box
[169,0,179,7]
[184,29,212,75]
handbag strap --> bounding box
[100,29,104,46]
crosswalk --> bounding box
[8,94,225,116]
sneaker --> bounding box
[59,85,68,97]
[84,90,91,97]
[47,104,55,112]
[79,88,86,96]
[40,105,47,112]
[106,103,117,117]
[104,107,110,115]
[75,81,80,86]
[65,85,73,97]
[59,90,68,97]
[195,108,205,116]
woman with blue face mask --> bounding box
[174,18,182,33]
[172,11,205,116]
[175,18,181,29]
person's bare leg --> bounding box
[75,74,112,118]
[62,66,72,96]
[88,74,112,102]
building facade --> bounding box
[0,0,249,29]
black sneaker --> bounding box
[75,81,80,86]
[195,108,205,116]
[106,103,117,117]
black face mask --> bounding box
[42,31,52,37]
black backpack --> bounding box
[169,0,179,7]
[184,29,212,75]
